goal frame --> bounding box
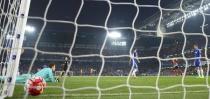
[1,0,31,98]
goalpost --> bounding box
[0,0,30,98]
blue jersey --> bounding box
[35,68,56,82]
[194,48,201,67]
[194,48,201,60]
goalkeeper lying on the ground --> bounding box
[0,63,59,83]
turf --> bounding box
[5,76,210,99]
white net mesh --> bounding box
[1,0,210,99]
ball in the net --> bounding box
[24,76,46,96]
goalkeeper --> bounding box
[0,63,58,83]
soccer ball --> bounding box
[24,76,46,96]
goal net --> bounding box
[1,0,210,99]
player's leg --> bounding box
[133,69,137,77]
[131,69,135,77]
[178,68,182,75]
[61,70,65,77]
[16,74,32,83]
[61,68,67,79]
[199,67,204,78]
[133,64,138,77]
[196,67,201,77]
[175,66,179,76]
[175,69,178,76]
[131,68,138,78]
[172,67,177,76]
[131,60,135,77]
[195,60,201,78]
[0,74,31,83]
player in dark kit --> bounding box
[61,57,69,76]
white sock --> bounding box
[200,69,204,77]
[134,73,136,77]
[197,69,201,77]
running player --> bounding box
[193,44,204,78]
[130,49,140,78]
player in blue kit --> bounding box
[193,44,204,78]
[130,49,140,78]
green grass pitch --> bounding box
[6,76,210,99]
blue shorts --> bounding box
[194,60,201,67]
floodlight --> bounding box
[25,25,35,33]
[108,31,122,39]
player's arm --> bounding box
[48,70,57,82]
